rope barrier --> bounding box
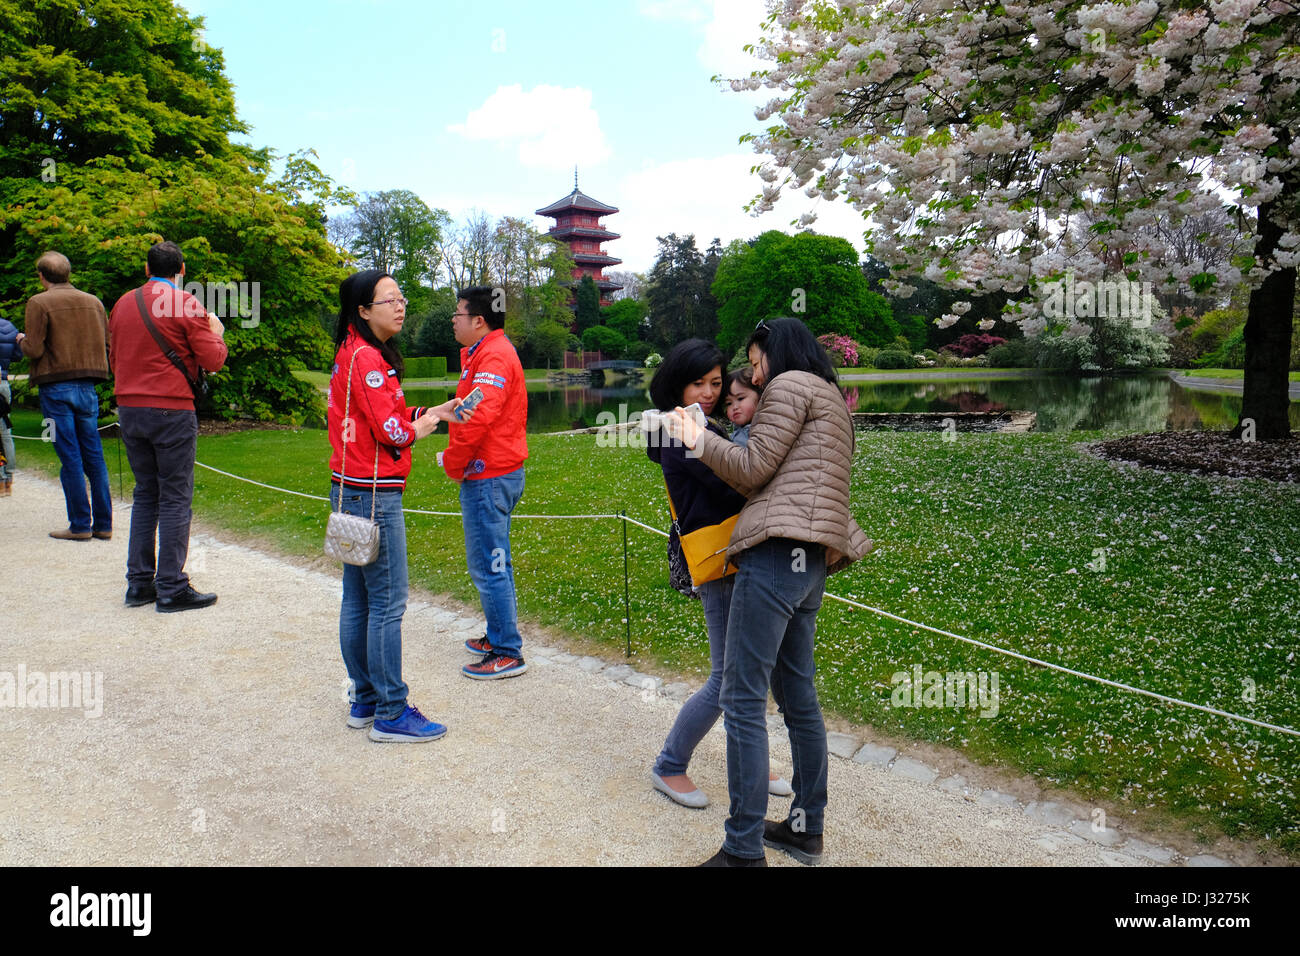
[13,442,1297,738]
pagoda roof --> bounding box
[548,225,622,241]
[536,187,619,217]
[573,252,623,267]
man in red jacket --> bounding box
[108,241,228,612]
[444,286,529,679]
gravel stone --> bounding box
[852,743,896,767]
[826,732,860,759]
[601,664,633,681]
[1123,838,1175,865]
[1025,801,1078,828]
[1070,820,1123,846]
[975,790,1020,809]
[890,757,939,784]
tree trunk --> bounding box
[1233,196,1296,441]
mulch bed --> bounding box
[1088,430,1300,483]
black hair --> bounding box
[334,269,404,379]
[457,285,506,331]
[146,241,184,279]
[648,338,725,411]
[746,318,837,385]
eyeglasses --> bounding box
[370,297,408,309]
[452,311,474,319]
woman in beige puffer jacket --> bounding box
[672,317,871,867]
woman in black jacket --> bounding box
[645,339,789,808]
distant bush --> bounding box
[1195,325,1247,369]
[873,349,915,369]
[985,338,1035,368]
[644,352,663,369]
[626,340,656,365]
[941,333,1007,358]
[856,347,881,368]
[404,356,448,380]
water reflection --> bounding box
[404,373,1297,434]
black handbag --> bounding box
[133,288,212,401]
[667,524,699,600]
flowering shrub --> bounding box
[873,349,914,369]
[817,333,865,368]
[940,334,1007,359]
[644,352,663,369]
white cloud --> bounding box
[698,0,769,78]
[608,153,872,272]
[448,84,611,171]
[637,0,768,78]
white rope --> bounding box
[823,592,1299,738]
[26,452,1293,739]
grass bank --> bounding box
[9,409,1298,852]
[1178,368,1300,382]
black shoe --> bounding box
[125,584,157,607]
[698,846,766,867]
[156,587,218,613]
[763,819,823,865]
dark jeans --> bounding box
[332,485,409,720]
[720,538,828,859]
[118,406,198,598]
[458,468,525,658]
[38,380,112,533]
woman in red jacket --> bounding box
[329,270,464,742]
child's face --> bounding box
[725,382,759,427]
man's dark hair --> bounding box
[457,285,505,331]
[649,338,725,411]
[747,317,837,385]
[147,241,185,279]
[335,269,404,379]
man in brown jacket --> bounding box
[17,251,113,541]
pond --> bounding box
[403,372,1300,435]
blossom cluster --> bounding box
[738,0,1300,339]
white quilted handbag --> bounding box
[324,348,381,566]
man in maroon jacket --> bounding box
[108,241,228,612]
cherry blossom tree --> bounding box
[738,0,1298,438]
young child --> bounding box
[723,366,762,446]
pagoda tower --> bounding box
[536,172,622,304]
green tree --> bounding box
[580,325,626,358]
[0,0,347,423]
[408,287,459,363]
[645,233,719,347]
[334,190,450,292]
[713,231,896,353]
[601,297,648,341]
[574,274,601,333]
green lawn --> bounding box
[8,408,1298,852]
[1180,368,1300,382]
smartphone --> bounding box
[682,402,707,429]
[454,386,485,421]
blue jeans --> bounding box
[333,485,409,721]
[653,575,734,777]
[39,380,112,533]
[0,380,14,481]
[458,468,525,658]
[720,538,829,859]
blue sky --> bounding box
[190,0,871,272]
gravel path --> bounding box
[2,475,1165,867]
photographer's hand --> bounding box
[412,407,441,440]
[672,407,702,449]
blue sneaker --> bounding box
[347,702,376,729]
[368,705,447,743]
